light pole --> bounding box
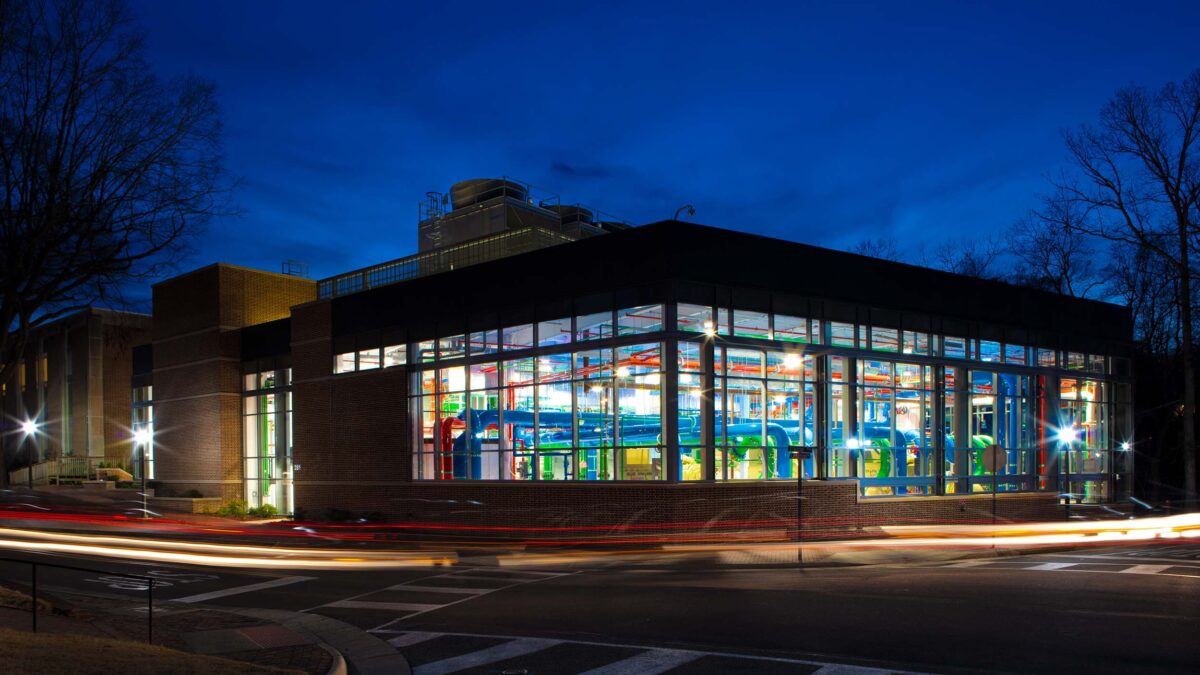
[21,419,39,488]
[1057,425,1078,521]
[134,427,152,518]
[1117,440,1134,504]
[791,446,814,563]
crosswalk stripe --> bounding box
[386,584,489,594]
[449,569,565,577]
[173,575,315,604]
[380,630,931,674]
[387,632,444,648]
[445,574,557,583]
[1118,564,1173,574]
[812,665,898,674]
[413,637,562,675]
[325,600,442,612]
[578,648,702,675]
[1027,562,1077,571]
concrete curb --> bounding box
[320,642,348,675]
[222,606,412,675]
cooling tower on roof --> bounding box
[449,178,528,211]
[546,204,595,225]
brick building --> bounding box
[1,308,151,485]
[98,178,1139,531]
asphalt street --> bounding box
[3,541,1199,674]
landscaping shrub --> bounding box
[216,499,248,518]
[248,504,278,518]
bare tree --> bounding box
[1107,242,1181,356]
[922,235,1005,279]
[0,0,226,388]
[1051,68,1200,502]
[1008,200,1104,297]
[850,236,903,262]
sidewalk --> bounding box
[0,581,413,675]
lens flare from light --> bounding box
[1056,426,1078,445]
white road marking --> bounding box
[378,630,933,675]
[173,575,315,604]
[1026,562,1076,571]
[303,566,578,630]
[448,568,564,577]
[413,637,562,675]
[441,574,557,583]
[386,632,443,648]
[1119,564,1174,575]
[1081,554,1200,565]
[385,584,488,594]
[812,665,898,674]
[578,648,702,675]
[947,557,1200,580]
[325,600,442,612]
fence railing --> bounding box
[7,457,109,487]
[0,557,155,643]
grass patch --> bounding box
[0,629,302,674]
[0,586,53,614]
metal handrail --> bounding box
[0,557,154,643]
[317,226,576,298]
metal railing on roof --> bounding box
[317,227,577,299]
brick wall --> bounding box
[152,264,315,499]
[292,478,1061,537]
[292,298,411,507]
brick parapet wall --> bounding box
[292,479,1061,537]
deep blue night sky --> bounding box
[132,0,1200,281]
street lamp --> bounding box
[789,446,815,563]
[21,418,39,488]
[1056,425,1078,520]
[134,426,153,518]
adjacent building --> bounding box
[1,308,151,483]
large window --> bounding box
[402,304,1125,499]
[965,371,1034,492]
[131,385,154,480]
[1059,377,1111,501]
[714,346,815,480]
[412,342,664,481]
[855,359,935,495]
[243,368,292,514]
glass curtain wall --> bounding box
[398,301,1124,501]
[243,368,293,513]
[411,336,664,481]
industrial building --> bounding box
[8,178,1135,532]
